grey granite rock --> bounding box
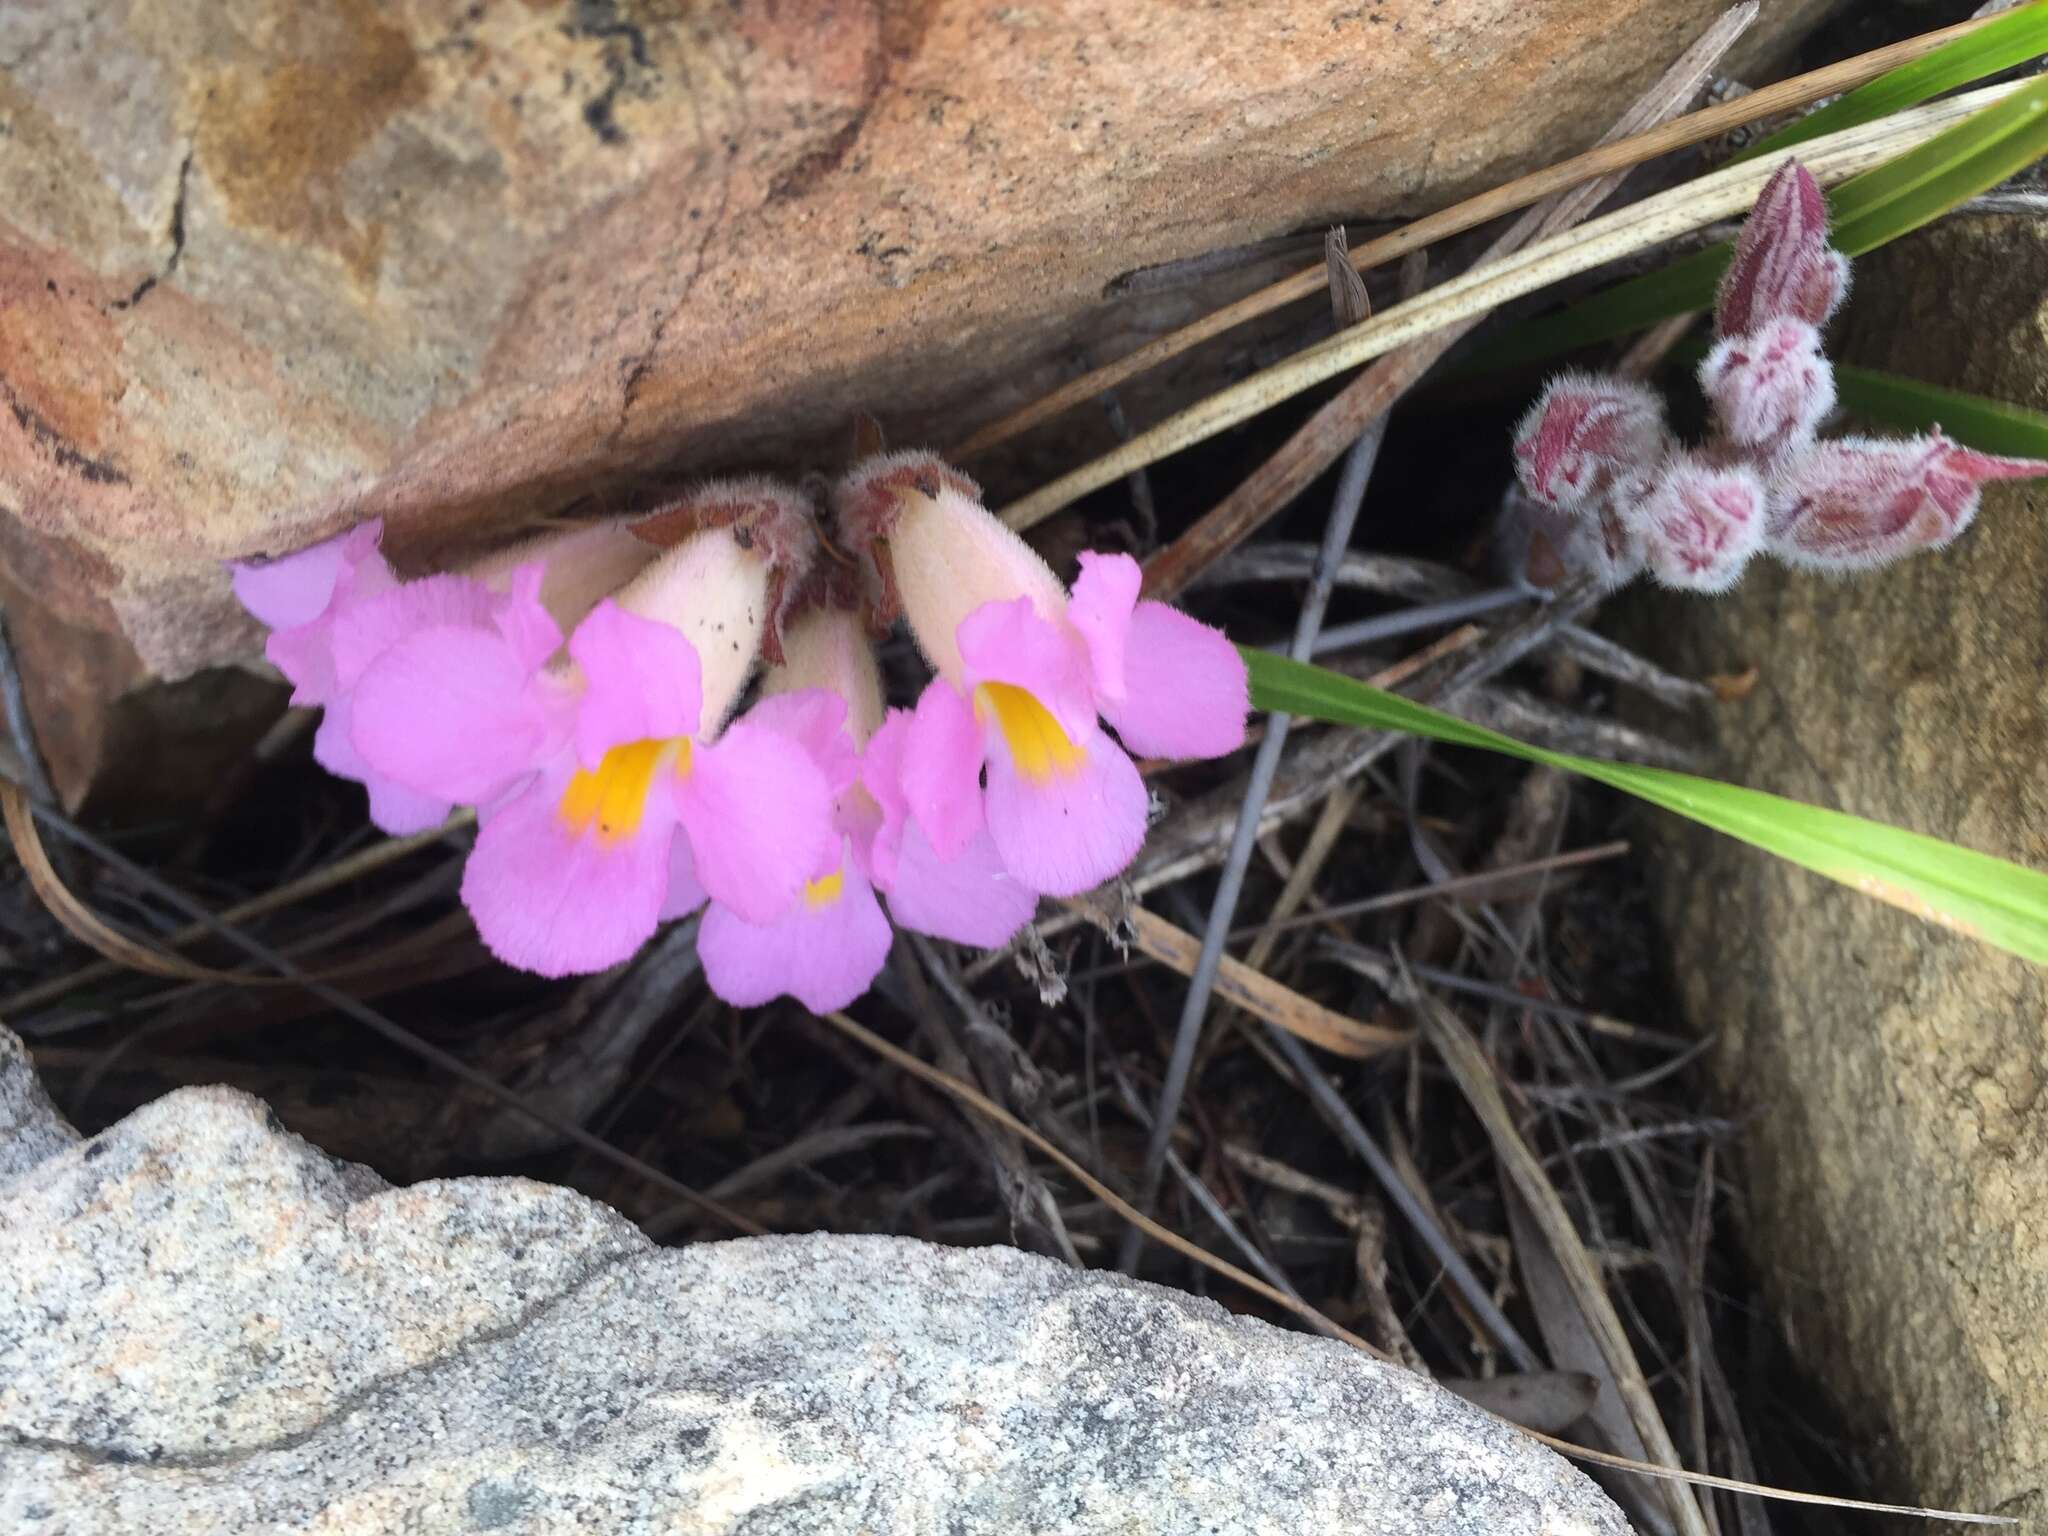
[0,1028,75,1181]
[0,1029,1629,1534]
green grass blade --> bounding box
[1831,77,2048,254]
[1243,648,2048,965]
[1736,1,2048,164]
[1833,363,2048,457]
[1470,74,2048,376]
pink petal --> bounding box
[957,597,1097,739]
[1100,601,1247,761]
[566,599,703,769]
[460,770,674,978]
[884,820,1038,949]
[1699,319,1835,453]
[1067,550,1141,704]
[313,699,454,835]
[983,720,1148,897]
[1512,374,1670,510]
[661,835,709,921]
[900,681,986,863]
[230,521,386,630]
[493,564,569,672]
[350,626,557,806]
[860,709,916,889]
[675,719,837,926]
[887,483,1071,687]
[740,688,860,798]
[698,850,894,1013]
[329,574,527,690]
[1717,160,1835,336]
[264,622,342,706]
[365,778,457,837]
[1625,458,1765,593]
[838,785,884,881]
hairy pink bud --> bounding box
[1512,374,1670,509]
[1767,433,2048,569]
[1699,317,1836,453]
[1624,457,1765,593]
[1716,161,1847,336]
[1793,249,1851,329]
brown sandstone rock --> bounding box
[1643,214,2048,1521]
[0,0,1827,806]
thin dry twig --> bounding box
[1412,955,1709,1536]
[953,10,1996,460]
[1232,840,1631,942]
[999,84,2021,545]
[0,610,58,808]
[1123,229,1405,1270]
[1066,895,1409,1058]
[907,937,1082,1266]
[0,812,469,1015]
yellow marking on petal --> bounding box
[672,736,695,782]
[557,738,667,846]
[975,681,1085,785]
[804,867,847,909]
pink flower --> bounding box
[693,608,892,1014]
[351,525,835,977]
[1500,158,2041,592]
[1766,433,2048,570]
[838,456,1247,898]
[463,519,656,642]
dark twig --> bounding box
[1102,393,1160,546]
[1259,1020,1542,1370]
[1120,322,1394,1275]
[909,935,1082,1266]
[1306,588,1536,658]
[1105,1060,1334,1335]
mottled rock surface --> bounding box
[0,0,1831,805]
[1640,215,2048,1523]
[0,1027,74,1180]
[0,1030,1631,1533]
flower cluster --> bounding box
[230,459,1248,1012]
[1510,160,2048,592]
